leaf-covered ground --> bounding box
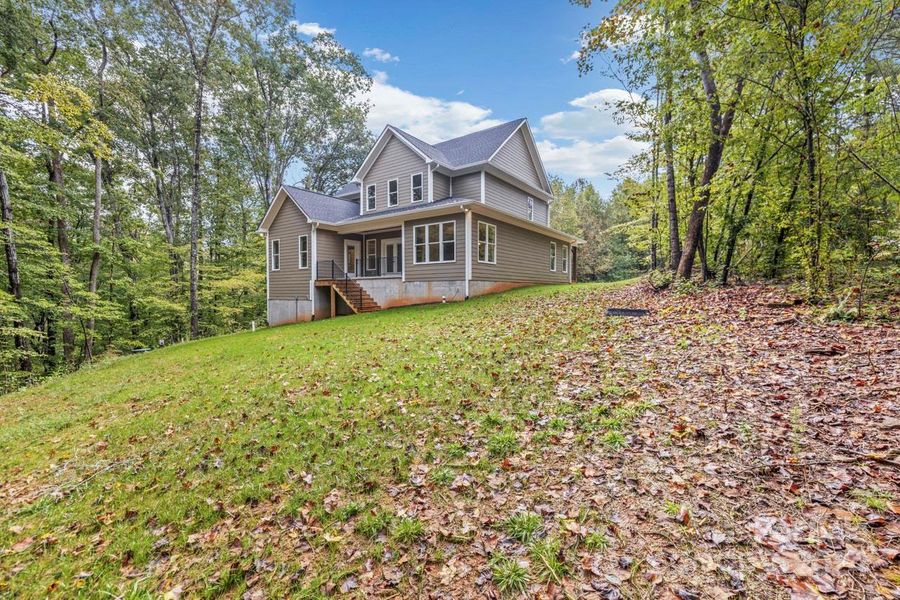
[0,281,897,599]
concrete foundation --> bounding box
[269,280,538,325]
[268,299,313,326]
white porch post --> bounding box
[464,210,472,299]
[428,163,434,203]
[401,222,406,282]
[479,170,485,203]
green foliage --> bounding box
[0,0,371,391]
[355,510,394,539]
[583,531,609,551]
[487,430,519,457]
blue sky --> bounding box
[291,0,644,195]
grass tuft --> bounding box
[391,517,426,544]
[583,531,609,551]
[487,430,519,457]
[355,510,393,539]
[529,537,568,583]
[504,511,542,543]
[490,555,530,595]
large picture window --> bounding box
[411,173,423,202]
[477,221,496,264]
[366,184,376,210]
[413,220,455,264]
[271,239,280,271]
[298,235,309,269]
[549,241,557,272]
[388,179,398,206]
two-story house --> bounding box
[257,118,582,324]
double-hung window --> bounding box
[270,239,280,271]
[298,235,309,269]
[366,239,377,271]
[561,245,568,273]
[413,220,455,264]
[527,197,534,221]
[411,173,423,202]
[549,241,557,272]
[366,184,376,211]
[477,221,496,264]
[388,179,398,206]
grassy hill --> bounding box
[0,282,628,598]
[4,281,896,599]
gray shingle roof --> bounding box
[334,182,359,198]
[433,118,526,167]
[336,196,465,223]
[283,185,359,223]
[389,118,527,169]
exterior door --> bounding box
[344,240,361,276]
[382,238,402,275]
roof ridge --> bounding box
[284,184,358,203]
[434,118,526,147]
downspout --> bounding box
[264,232,270,322]
[464,208,472,299]
[428,163,434,203]
[310,222,317,319]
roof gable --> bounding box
[353,126,431,183]
[488,120,550,193]
[257,185,359,231]
[433,118,525,167]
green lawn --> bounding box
[0,281,630,598]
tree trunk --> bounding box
[85,154,102,362]
[664,104,681,271]
[189,78,204,339]
[48,133,75,365]
[1,171,31,371]
[676,46,743,280]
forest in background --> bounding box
[555,0,899,302]
[1,0,898,392]
[1,0,372,390]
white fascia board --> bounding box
[470,203,583,244]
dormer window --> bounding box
[388,179,398,206]
[527,197,534,221]
[411,173,423,202]
[366,184,376,211]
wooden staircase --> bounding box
[323,278,381,314]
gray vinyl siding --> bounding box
[268,201,311,300]
[485,174,549,224]
[492,129,543,190]
[316,228,344,270]
[403,214,465,282]
[452,172,481,200]
[362,136,429,213]
[470,216,571,284]
[433,172,451,200]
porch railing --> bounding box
[318,257,402,279]
[316,260,363,309]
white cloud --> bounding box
[538,88,642,140]
[360,71,503,142]
[536,136,647,179]
[561,50,580,64]
[363,47,399,63]
[290,21,335,37]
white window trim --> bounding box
[412,220,456,264]
[387,178,398,207]
[271,238,281,271]
[550,241,557,272]
[561,245,569,273]
[298,234,309,269]
[365,238,377,271]
[477,221,497,265]
[366,183,376,211]
[527,197,534,221]
[410,172,424,203]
